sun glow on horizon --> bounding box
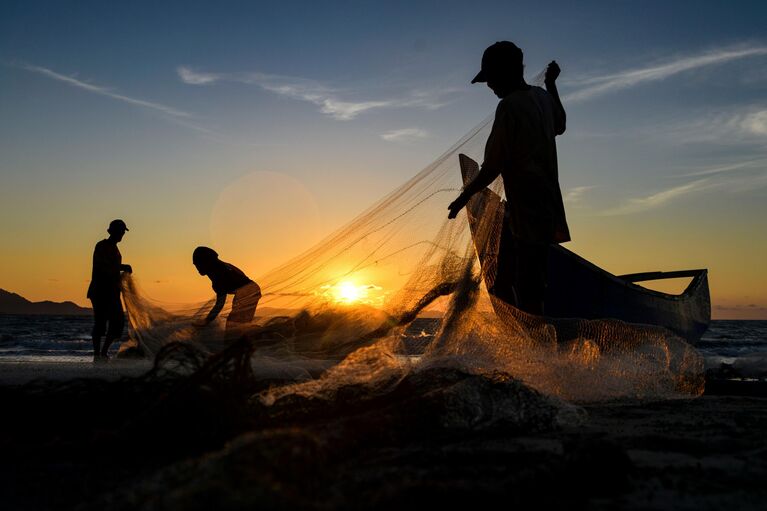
[320,280,385,306]
[335,281,363,304]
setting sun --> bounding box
[333,281,365,304]
[318,279,386,306]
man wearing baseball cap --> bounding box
[87,219,133,362]
[448,41,570,315]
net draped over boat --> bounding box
[121,76,704,403]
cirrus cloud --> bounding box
[177,66,455,121]
[380,128,430,143]
[565,45,767,103]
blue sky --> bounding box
[1,0,766,317]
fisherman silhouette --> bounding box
[87,219,132,362]
[448,41,570,315]
[192,247,261,338]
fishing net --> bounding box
[120,73,703,403]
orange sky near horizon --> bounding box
[1,160,765,320]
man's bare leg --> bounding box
[92,336,102,363]
[100,336,116,360]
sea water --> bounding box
[1,315,766,372]
[0,315,93,362]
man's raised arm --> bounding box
[545,60,566,136]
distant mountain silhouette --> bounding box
[0,289,91,315]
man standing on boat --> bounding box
[448,41,570,315]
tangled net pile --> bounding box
[121,89,703,404]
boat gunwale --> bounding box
[553,244,708,303]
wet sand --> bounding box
[0,360,152,386]
[1,363,765,510]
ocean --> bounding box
[1,315,766,371]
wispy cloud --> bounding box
[177,67,221,85]
[564,185,596,204]
[601,178,712,215]
[601,157,767,215]
[742,109,767,136]
[380,127,429,143]
[672,157,767,178]
[177,66,453,120]
[565,46,767,103]
[23,64,192,118]
[660,106,767,145]
[17,64,234,139]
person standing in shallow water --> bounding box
[87,219,132,362]
[193,247,261,338]
[448,41,570,315]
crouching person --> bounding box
[192,246,261,340]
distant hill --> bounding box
[0,289,91,315]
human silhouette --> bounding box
[192,247,261,337]
[448,41,570,315]
[87,219,132,362]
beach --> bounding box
[0,360,152,386]
[1,359,766,510]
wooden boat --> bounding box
[458,153,711,344]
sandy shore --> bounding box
[1,363,766,510]
[0,360,152,386]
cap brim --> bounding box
[471,70,486,84]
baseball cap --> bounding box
[108,219,129,232]
[471,41,524,84]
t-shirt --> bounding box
[482,86,571,244]
[207,261,253,295]
[87,239,122,299]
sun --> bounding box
[322,279,383,306]
[334,281,363,304]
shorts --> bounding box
[91,293,125,339]
[227,281,261,324]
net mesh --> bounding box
[121,78,704,403]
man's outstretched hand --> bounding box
[545,60,561,84]
[447,195,469,219]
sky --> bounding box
[1,0,766,318]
